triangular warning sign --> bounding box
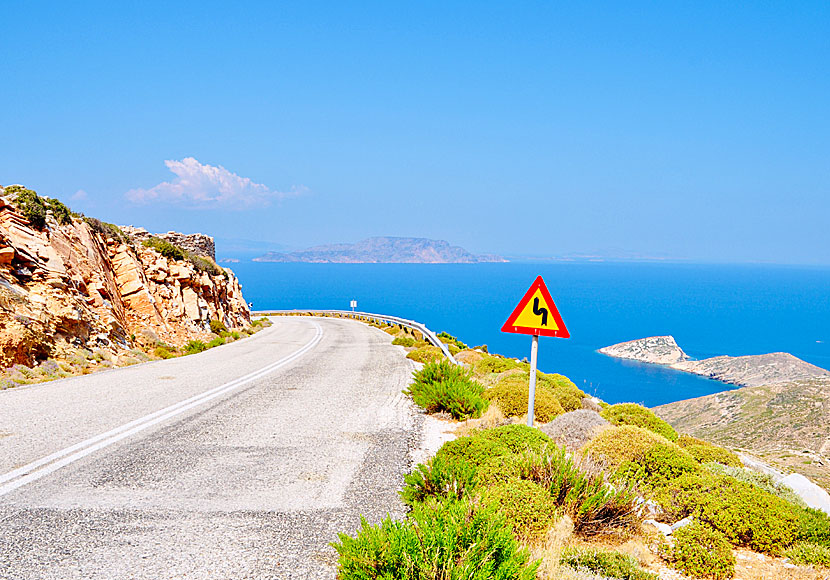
[501,276,570,338]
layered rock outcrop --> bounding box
[0,189,249,368]
[121,226,216,261]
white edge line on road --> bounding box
[0,322,323,497]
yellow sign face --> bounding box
[501,276,570,338]
[510,289,559,331]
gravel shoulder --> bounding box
[0,316,426,579]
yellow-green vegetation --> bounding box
[677,434,742,467]
[601,403,678,441]
[473,353,524,375]
[483,373,563,422]
[784,541,830,569]
[437,331,467,350]
[665,522,735,580]
[405,345,444,363]
[5,185,74,229]
[142,237,226,277]
[482,478,559,541]
[583,425,670,467]
[332,498,539,580]
[84,217,131,244]
[391,336,415,347]
[560,546,658,580]
[405,360,488,419]
[154,344,177,359]
[402,425,641,541]
[705,461,807,508]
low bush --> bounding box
[667,522,735,579]
[6,185,75,229]
[406,360,488,419]
[210,319,228,334]
[482,478,559,541]
[581,425,668,467]
[184,340,208,355]
[600,403,678,441]
[539,409,609,452]
[617,442,700,486]
[84,217,131,244]
[484,374,563,422]
[437,331,467,350]
[332,499,539,580]
[392,336,415,347]
[652,471,799,554]
[705,462,807,508]
[475,424,554,455]
[537,372,585,412]
[401,455,477,506]
[143,237,185,261]
[796,507,830,547]
[207,337,225,348]
[406,345,444,364]
[677,434,741,467]
[560,546,658,580]
[784,541,830,568]
[434,434,511,469]
[187,252,225,277]
[474,354,522,375]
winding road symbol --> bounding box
[532,297,548,326]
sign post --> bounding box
[350,299,357,312]
[501,276,570,427]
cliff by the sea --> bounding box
[0,185,250,370]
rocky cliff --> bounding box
[598,335,689,365]
[0,185,250,369]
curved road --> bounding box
[0,316,420,579]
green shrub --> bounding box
[184,340,208,355]
[405,360,488,419]
[437,331,467,350]
[484,374,563,422]
[209,319,228,334]
[561,546,658,580]
[406,345,444,363]
[582,425,668,467]
[475,424,554,455]
[600,403,678,441]
[652,471,798,554]
[677,435,742,467]
[705,462,807,508]
[392,336,415,347]
[401,455,477,506]
[482,478,559,541]
[143,237,185,261]
[796,507,830,546]
[332,499,539,580]
[537,373,585,412]
[434,435,511,468]
[207,337,225,349]
[84,217,130,244]
[668,522,735,579]
[784,541,830,568]
[617,442,700,486]
[474,354,521,375]
[7,185,48,229]
[187,252,224,276]
[153,345,176,359]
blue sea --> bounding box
[230,262,830,407]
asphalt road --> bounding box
[0,316,420,579]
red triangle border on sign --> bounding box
[501,276,570,338]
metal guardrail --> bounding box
[253,309,459,365]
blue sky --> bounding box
[1,1,828,264]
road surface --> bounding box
[0,316,421,579]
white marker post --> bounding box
[350,299,357,312]
[526,335,539,426]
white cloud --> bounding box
[71,189,88,201]
[125,157,305,208]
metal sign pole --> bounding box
[527,334,539,427]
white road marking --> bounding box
[0,322,323,498]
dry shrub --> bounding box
[484,374,564,422]
[540,410,609,452]
[581,425,668,467]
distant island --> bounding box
[253,236,506,264]
[599,335,830,387]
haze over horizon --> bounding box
[2,2,828,265]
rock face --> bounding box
[673,352,830,387]
[0,190,249,368]
[598,336,689,365]
[253,236,506,263]
[121,226,216,261]
[600,336,829,388]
